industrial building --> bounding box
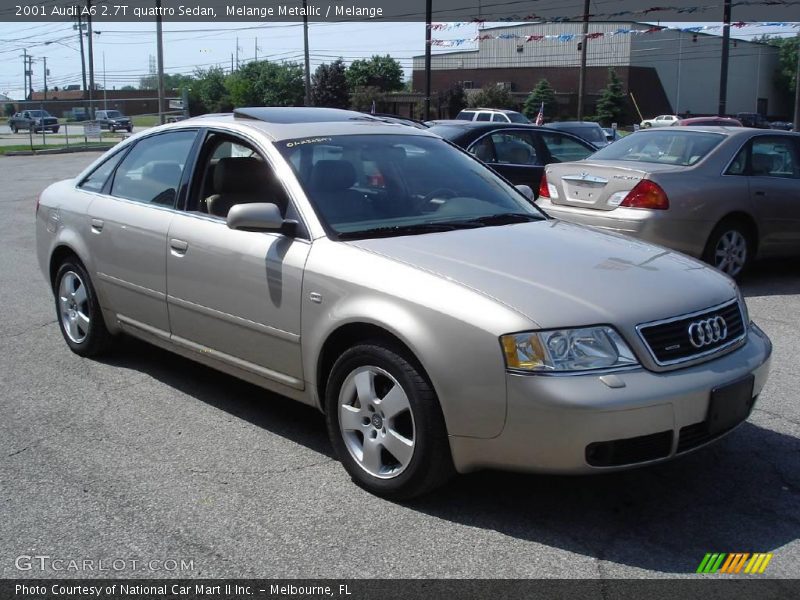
[412,21,789,121]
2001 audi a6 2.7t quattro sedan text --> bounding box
[36,108,772,498]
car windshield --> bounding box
[105,110,122,118]
[589,130,725,166]
[277,134,544,239]
[561,126,606,144]
[28,110,50,117]
[507,112,529,124]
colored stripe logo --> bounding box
[696,553,773,574]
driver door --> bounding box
[166,131,310,389]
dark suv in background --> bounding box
[8,110,59,133]
[95,110,133,132]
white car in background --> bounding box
[641,115,679,128]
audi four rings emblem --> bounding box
[687,316,728,348]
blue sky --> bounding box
[0,20,796,100]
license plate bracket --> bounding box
[707,375,755,436]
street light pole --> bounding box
[302,0,311,106]
[424,0,432,120]
[86,0,95,119]
[156,0,166,124]
[576,0,590,120]
[717,0,732,116]
[793,34,800,132]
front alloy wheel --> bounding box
[326,342,453,499]
[338,366,416,479]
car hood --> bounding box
[348,219,737,330]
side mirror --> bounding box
[226,203,295,235]
[516,184,534,200]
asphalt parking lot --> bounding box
[1,152,798,579]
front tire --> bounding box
[325,342,453,499]
[54,260,113,357]
[702,219,753,279]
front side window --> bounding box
[540,132,595,163]
[751,138,799,179]
[110,130,196,207]
[489,131,539,165]
[590,131,724,166]
[277,134,544,239]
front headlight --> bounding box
[501,326,638,373]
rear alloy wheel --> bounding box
[325,342,453,499]
[10,124,17,133]
[54,260,113,357]
[703,221,752,279]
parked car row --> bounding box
[6,109,134,134]
[36,107,773,499]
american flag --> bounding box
[535,102,544,126]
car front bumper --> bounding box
[448,323,772,474]
[536,198,711,258]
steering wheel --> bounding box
[416,187,459,211]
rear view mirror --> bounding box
[227,203,294,234]
[516,185,534,200]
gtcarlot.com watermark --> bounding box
[15,555,195,573]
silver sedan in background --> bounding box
[538,127,800,278]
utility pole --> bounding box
[424,0,432,120]
[103,51,107,109]
[576,0,590,121]
[793,33,800,132]
[235,36,239,70]
[86,0,95,119]
[156,0,165,124]
[22,49,28,101]
[718,0,732,116]
[43,57,48,100]
[75,11,88,114]
[302,0,311,106]
[26,54,34,99]
[254,38,258,62]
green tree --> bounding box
[4,103,14,117]
[468,83,518,110]
[225,60,305,107]
[595,68,626,126]
[120,85,137,91]
[523,79,557,121]
[346,55,404,92]
[193,66,231,113]
[311,59,350,109]
[442,83,467,118]
[762,35,799,104]
[349,85,383,112]
[138,72,194,91]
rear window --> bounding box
[590,130,725,166]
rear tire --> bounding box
[702,219,753,280]
[325,341,454,499]
[54,260,114,357]
[10,124,17,133]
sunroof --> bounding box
[233,107,378,124]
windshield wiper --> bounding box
[453,212,543,227]
[338,222,473,240]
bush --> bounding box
[468,84,517,110]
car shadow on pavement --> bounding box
[411,420,800,575]
[97,336,334,459]
[741,259,800,297]
[100,338,797,576]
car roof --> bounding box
[460,108,520,114]
[545,121,602,128]
[643,125,798,137]
[174,107,437,141]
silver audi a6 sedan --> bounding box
[36,108,772,498]
[538,127,800,278]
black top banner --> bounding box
[2,0,800,22]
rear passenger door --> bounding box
[746,135,800,254]
[86,129,198,338]
[467,129,544,188]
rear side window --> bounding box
[78,151,127,193]
[110,131,196,207]
[540,133,595,163]
[751,138,800,179]
[475,112,491,122]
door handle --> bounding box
[90,218,104,233]
[170,238,189,255]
